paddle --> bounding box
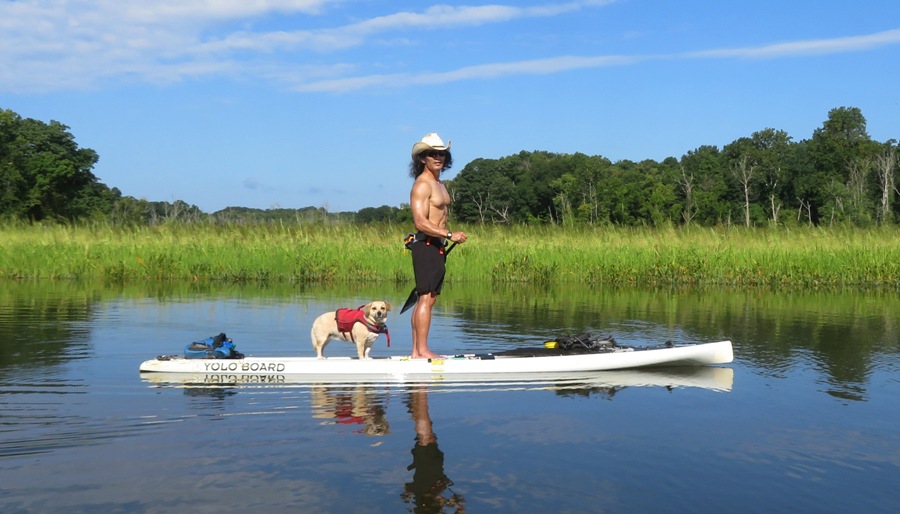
[400,241,457,314]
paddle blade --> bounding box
[399,288,418,314]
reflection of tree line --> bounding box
[0,286,93,371]
[0,280,392,371]
[5,279,897,397]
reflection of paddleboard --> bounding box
[139,340,733,377]
[141,363,734,393]
[548,366,733,392]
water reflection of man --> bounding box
[403,387,466,513]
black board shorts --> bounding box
[411,239,446,295]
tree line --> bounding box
[2,106,896,227]
[446,107,898,227]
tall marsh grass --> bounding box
[1,222,898,289]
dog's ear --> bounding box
[362,302,373,313]
[384,301,392,311]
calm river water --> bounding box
[1,280,898,513]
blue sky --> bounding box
[2,0,898,213]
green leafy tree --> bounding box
[680,146,732,225]
[511,151,568,223]
[635,159,679,226]
[210,205,340,224]
[804,107,875,225]
[551,153,605,225]
[1,109,29,217]
[608,159,650,226]
[595,161,630,224]
[357,205,402,223]
[446,157,506,223]
[750,128,793,225]
[449,153,563,224]
[723,137,769,227]
[109,196,154,226]
[0,108,105,221]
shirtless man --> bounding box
[408,133,468,359]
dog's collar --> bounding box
[361,319,387,333]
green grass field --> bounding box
[1,222,898,288]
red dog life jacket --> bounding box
[335,306,391,347]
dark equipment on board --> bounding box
[184,332,244,359]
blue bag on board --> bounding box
[184,332,243,359]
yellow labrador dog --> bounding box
[310,301,392,359]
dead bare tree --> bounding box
[732,155,755,227]
[796,198,812,226]
[766,176,782,225]
[470,192,490,224]
[825,178,846,226]
[874,148,897,224]
[846,157,872,224]
[759,160,784,225]
[490,204,511,224]
[585,178,598,225]
[678,165,695,226]
[555,193,574,227]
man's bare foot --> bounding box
[411,350,442,360]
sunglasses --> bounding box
[425,150,447,159]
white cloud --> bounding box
[289,28,900,93]
[2,1,614,92]
[107,0,331,22]
[292,54,642,92]
[685,28,900,59]
[195,1,616,54]
[1,1,898,95]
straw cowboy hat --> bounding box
[411,133,451,158]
